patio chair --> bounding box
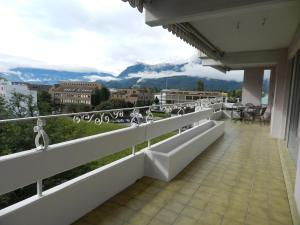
[231,102,243,122]
[243,103,255,123]
[253,106,267,124]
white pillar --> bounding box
[242,68,264,105]
[267,67,276,112]
[270,48,291,139]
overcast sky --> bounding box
[0,0,244,81]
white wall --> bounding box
[0,153,145,225]
[242,68,264,105]
[0,80,37,112]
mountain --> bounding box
[101,76,242,92]
[118,62,185,78]
[0,63,243,91]
[0,67,115,84]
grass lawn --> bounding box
[152,111,170,119]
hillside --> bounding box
[0,62,244,91]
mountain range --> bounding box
[0,62,244,91]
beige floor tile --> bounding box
[154,209,178,224]
[173,215,197,225]
[127,212,152,225]
[163,200,185,213]
[180,206,204,220]
[72,122,293,225]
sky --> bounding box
[0,0,244,81]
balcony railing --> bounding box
[0,97,224,225]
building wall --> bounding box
[0,80,37,109]
[111,89,153,104]
[157,90,222,104]
[50,82,101,105]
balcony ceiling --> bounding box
[189,3,299,53]
[144,0,300,70]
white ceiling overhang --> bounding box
[123,0,300,71]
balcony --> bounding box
[0,99,295,225]
[72,122,293,225]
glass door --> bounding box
[287,51,300,163]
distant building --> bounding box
[12,82,52,92]
[0,79,37,109]
[155,89,223,104]
[50,81,102,105]
[111,88,153,104]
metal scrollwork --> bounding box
[146,109,154,123]
[130,108,143,126]
[177,107,185,115]
[34,118,49,150]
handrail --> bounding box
[0,97,223,123]
[0,108,213,196]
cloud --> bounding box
[128,61,244,81]
[0,0,197,74]
[83,75,119,82]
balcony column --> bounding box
[270,48,291,139]
[267,67,276,112]
[242,68,264,105]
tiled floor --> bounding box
[73,121,293,225]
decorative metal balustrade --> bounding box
[0,97,223,151]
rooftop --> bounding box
[73,121,292,225]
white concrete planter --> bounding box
[145,120,225,181]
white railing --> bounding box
[0,97,224,225]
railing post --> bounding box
[37,180,43,197]
[148,139,151,149]
[132,145,136,155]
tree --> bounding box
[197,80,204,91]
[99,86,110,102]
[0,96,8,119]
[96,99,133,110]
[91,88,101,107]
[7,92,29,118]
[37,90,52,115]
[154,97,159,105]
[91,86,110,107]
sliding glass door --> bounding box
[287,51,300,163]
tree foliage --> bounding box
[37,90,52,115]
[96,99,133,110]
[196,80,205,91]
[154,96,159,105]
[91,86,111,107]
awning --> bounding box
[121,0,226,69]
[122,0,145,13]
[163,23,224,60]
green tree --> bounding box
[91,88,101,107]
[197,80,204,91]
[154,97,159,105]
[96,99,133,110]
[0,96,8,119]
[91,86,110,107]
[7,92,30,118]
[37,91,52,115]
[99,86,110,102]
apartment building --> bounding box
[0,79,37,107]
[50,81,102,105]
[155,89,223,104]
[111,88,153,104]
